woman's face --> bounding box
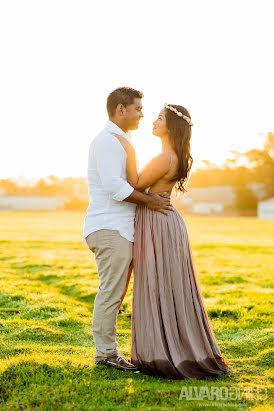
[152,108,169,138]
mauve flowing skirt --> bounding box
[131,203,230,379]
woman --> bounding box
[113,103,230,379]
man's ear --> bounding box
[116,103,126,116]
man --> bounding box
[83,87,172,371]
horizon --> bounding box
[0,148,260,185]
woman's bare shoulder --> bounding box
[153,151,178,164]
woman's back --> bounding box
[146,152,178,195]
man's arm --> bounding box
[96,135,134,201]
[124,189,173,216]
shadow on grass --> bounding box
[10,324,94,348]
[35,274,64,285]
[0,293,26,306]
[0,361,143,408]
[0,256,14,261]
[11,263,54,273]
[23,274,97,312]
[208,308,239,320]
[14,326,66,343]
[204,276,248,286]
[0,347,32,359]
[0,361,252,410]
[0,293,27,319]
[56,284,96,312]
[20,306,64,320]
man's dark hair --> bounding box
[107,87,144,117]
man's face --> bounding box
[124,98,143,130]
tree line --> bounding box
[188,132,274,211]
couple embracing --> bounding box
[83,87,230,379]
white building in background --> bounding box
[180,185,235,215]
[0,195,67,210]
[257,198,274,220]
[192,202,224,214]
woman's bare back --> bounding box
[147,152,178,195]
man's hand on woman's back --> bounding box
[146,192,173,216]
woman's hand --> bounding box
[112,133,134,153]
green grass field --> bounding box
[0,211,273,410]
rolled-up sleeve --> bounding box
[95,134,134,201]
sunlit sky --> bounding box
[0,0,273,179]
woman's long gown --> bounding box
[131,187,230,379]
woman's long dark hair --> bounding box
[165,104,193,192]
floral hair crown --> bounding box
[164,103,193,126]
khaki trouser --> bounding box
[86,229,133,361]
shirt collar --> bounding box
[106,120,132,143]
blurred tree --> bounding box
[64,197,88,211]
[189,132,274,193]
[234,185,258,213]
[0,179,18,194]
[264,132,274,157]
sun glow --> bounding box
[0,0,273,179]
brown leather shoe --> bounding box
[95,353,138,371]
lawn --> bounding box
[0,211,273,410]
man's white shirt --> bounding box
[83,120,137,244]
